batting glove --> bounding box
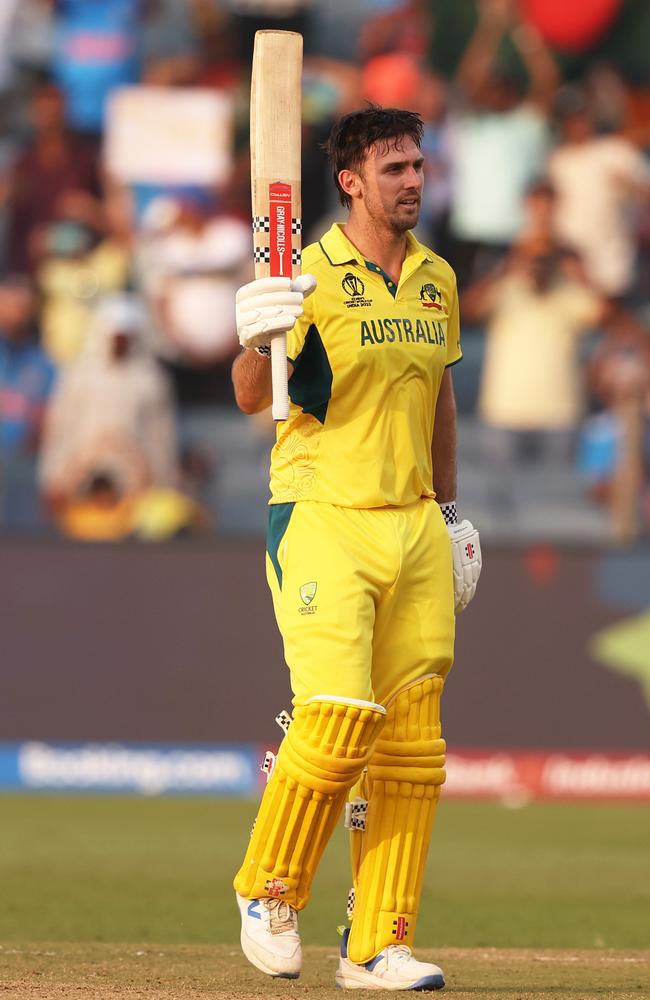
[448,519,482,614]
[236,274,317,352]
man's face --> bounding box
[355,136,424,234]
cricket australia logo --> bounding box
[299,581,318,615]
[342,272,372,309]
[420,282,443,310]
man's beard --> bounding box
[389,208,420,233]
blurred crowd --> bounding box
[0,0,648,543]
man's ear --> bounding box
[338,168,362,201]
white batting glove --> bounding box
[236,274,317,352]
[448,519,482,614]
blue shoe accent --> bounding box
[406,973,445,991]
[365,951,386,972]
[340,927,386,971]
[247,900,262,920]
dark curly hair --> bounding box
[323,105,424,209]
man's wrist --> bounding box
[439,500,458,526]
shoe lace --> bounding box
[386,945,413,965]
[263,897,297,934]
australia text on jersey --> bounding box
[360,317,447,347]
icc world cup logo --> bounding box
[342,273,365,298]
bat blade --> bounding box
[250,30,303,421]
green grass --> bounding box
[1,797,648,949]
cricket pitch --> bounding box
[2,943,649,999]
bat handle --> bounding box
[270,333,289,421]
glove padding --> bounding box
[448,519,482,614]
[236,274,317,351]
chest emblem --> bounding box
[342,272,372,309]
[342,273,364,297]
[420,282,443,310]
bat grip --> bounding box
[270,333,289,421]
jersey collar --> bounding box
[319,223,435,274]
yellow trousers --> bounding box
[266,498,455,706]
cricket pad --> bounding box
[346,675,446,965]
[234,697,386,909]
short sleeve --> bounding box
[446,279,462,367]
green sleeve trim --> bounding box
[289,323,333,425]
[445,353,463,369]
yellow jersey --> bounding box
[269,224,462,507]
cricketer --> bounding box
[231,106,482,991]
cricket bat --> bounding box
[250,29,303,422]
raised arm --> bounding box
[457,0,558,112]
[232,350,294,415]
[231,274,316,415]
[456,0,510,103]
[511,21,559,113]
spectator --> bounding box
[449,0,558,288]
[3,83,101,273]
[54,471,209,542]
[35,189,131,364]
[0,275,56,529]
[137,193,250,364]
[515,178,556,250]
[511,177,592,283]
[548,86,650,299]
[39,293,179,514]
[580,303,650,541]
[462,236,604,510]
[54,470,137,541]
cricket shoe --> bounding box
[335,928,444,991]
[235,892,301,979]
